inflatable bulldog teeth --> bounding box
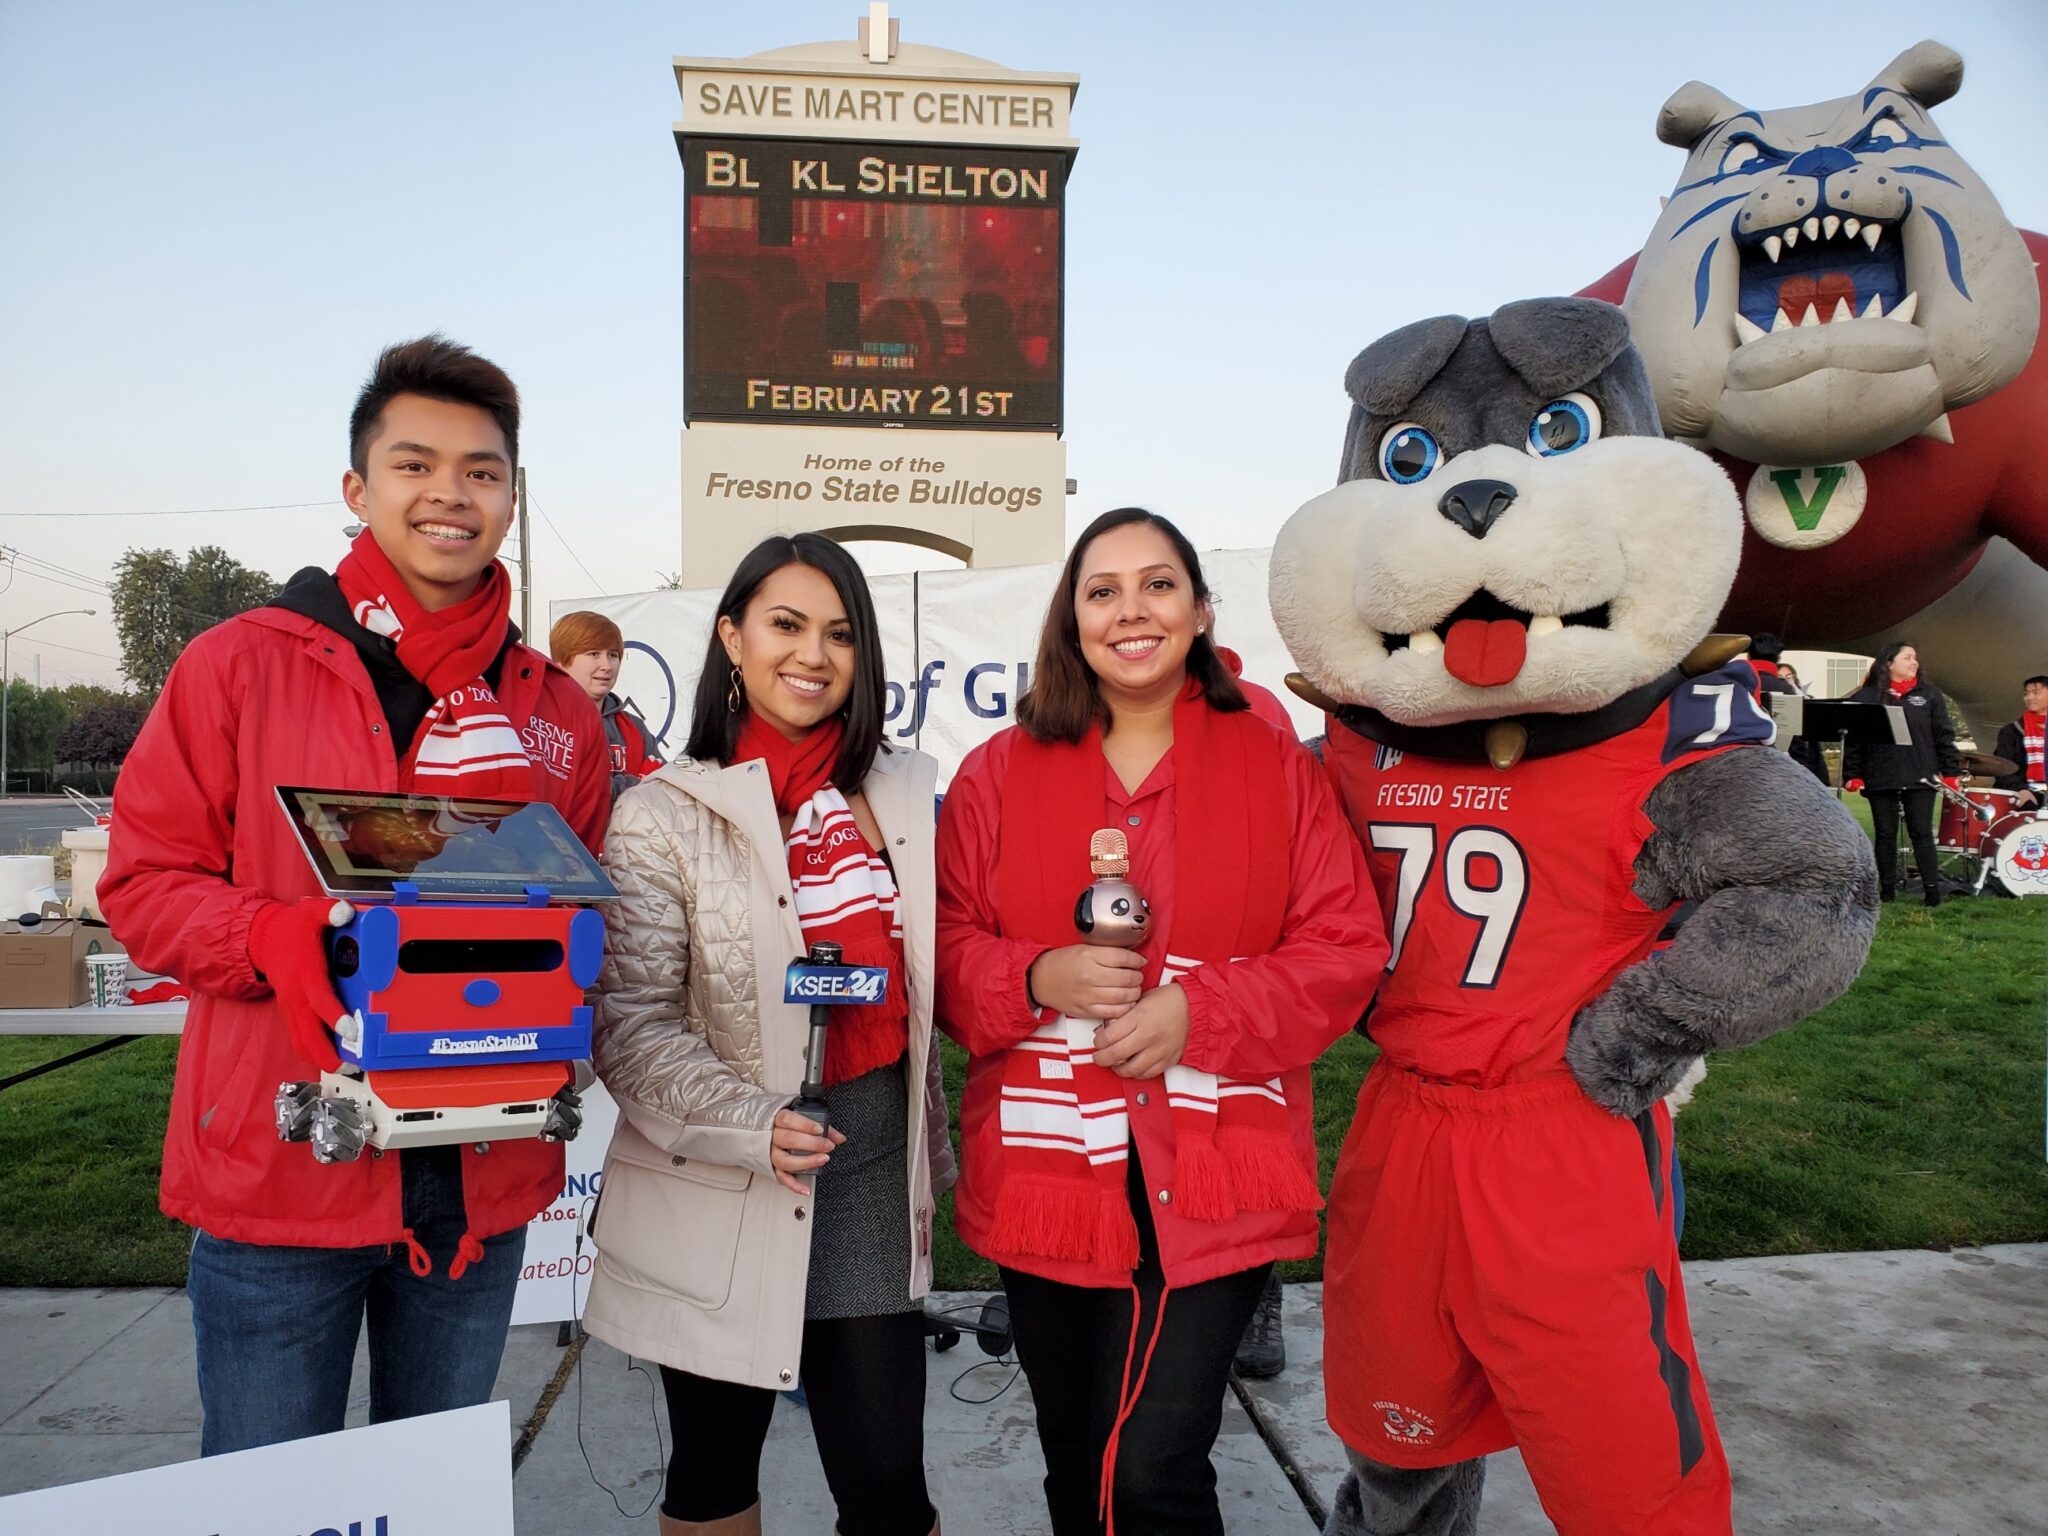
[1273,298,1878,1536]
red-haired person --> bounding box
[100,336,610,1455]
[550,609,664,798]
[935,507,1386,1534]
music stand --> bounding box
[1765,695,1909,750]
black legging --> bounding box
[659,1311,932,1533]
[1000,1155,1273,1536]
[1866,785,1940,900]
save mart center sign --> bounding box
[673,23,1079,585]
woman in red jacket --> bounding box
[935,507,1387,1534]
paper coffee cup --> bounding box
[86,953,129,1008]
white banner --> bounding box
[511,1082,618,1326]
[553,545,1317,789]
[0,1402,512,1535]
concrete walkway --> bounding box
[4,1245,2044,1533]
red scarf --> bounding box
[2024,711,2045,781]
[334,532,538,797]
[1750,658,1780,699]
[739,712,909,1085]
[1889,675,1917,699]
[988,686,1315,1271]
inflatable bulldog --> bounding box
[1270,298,1879,1535]
[1582,40,2046,732]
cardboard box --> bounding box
[0,911,119,1010]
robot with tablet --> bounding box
[269,786,617,1163]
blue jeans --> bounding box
[186,1148,526,1456]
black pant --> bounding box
[1867,786,1940,901]
[659,1311,932,1533]
[1001,1157,1273,1536]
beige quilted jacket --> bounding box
[580,744,954,1390]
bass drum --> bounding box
[1992,820,2048,897]
[1937,788,2022,855]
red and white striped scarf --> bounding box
[334,530,539,797]
[740,712,909,1085]
[989,687,1320,1271]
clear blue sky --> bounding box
[2,0,2042,686]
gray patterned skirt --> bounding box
[803,1054,916,1320]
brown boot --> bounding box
[659,1504,761,1536]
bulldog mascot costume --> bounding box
[1270,297,1880,1534]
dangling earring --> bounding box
[726,665,743,713]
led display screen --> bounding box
[277,788,617,902]
[684,136,1066,431]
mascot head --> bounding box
[1270,298,1741,729]
[1628,40,2039,466]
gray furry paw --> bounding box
[1329,1451,1486,1536]
[1565,1000,1700,1118]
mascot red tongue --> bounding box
[1442,619,1526,688]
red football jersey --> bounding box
[1324,665,1773,1087]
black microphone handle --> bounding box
[792,938,843,1139]
[793,1002,833,1138]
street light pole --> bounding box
[516,466,532,639]
[1,608,97,799]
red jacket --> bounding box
[935,723,1386,1288]
[1217,645,1296,736]
[101,606,610,1249]
[601,693,664,783]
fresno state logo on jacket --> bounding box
[522,710,580,782]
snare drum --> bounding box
[1936,787,2024,855]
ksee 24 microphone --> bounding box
[783,940,890,1140]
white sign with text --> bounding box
[0,1401,512,1535]
[511,1081,619,1325]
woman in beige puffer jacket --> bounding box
[582,535,953,1536]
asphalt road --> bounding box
[0,797,96,856]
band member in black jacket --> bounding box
[1843,643,1960,906]
[1991,676,2048,811]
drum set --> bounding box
[1929,751,2048,897]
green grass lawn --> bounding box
[5,894,2045,1289]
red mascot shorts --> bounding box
[1324,1065,1733,1536]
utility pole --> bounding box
[516,466,533,639]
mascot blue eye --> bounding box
[1526,393,1603,458]
[1377,423,1440,484]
